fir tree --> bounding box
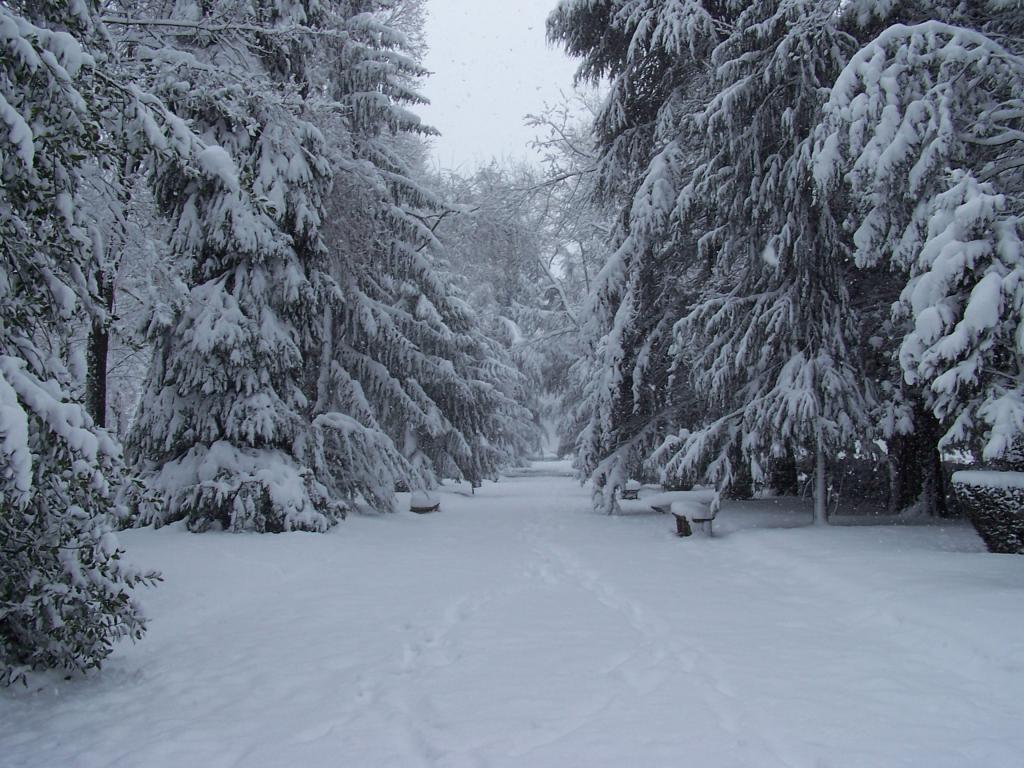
[549,0,722,510]
[114,0,533,521]
[818,1,1024,468]
[310,2,535,496]
[664,0,869,523]
[551,1,870,519]
[122,1,344,531]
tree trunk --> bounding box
[886,455,901,515]
[86,274,113,427]
[814,439,828,525]
[769,450,800,496]
[888,403,947,516]
[726,443,753,499]
[314,304,334,414]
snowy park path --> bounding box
[3,460,1024,768]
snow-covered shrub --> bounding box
[952,471,1024,554]
[1,6,159,684]
[1,362,160,685]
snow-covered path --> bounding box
[3,461,1023,767]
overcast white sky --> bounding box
[419,0,582,171]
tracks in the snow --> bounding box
[519,519,795,767]
[336,470,798,766]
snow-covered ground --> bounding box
[3,461,1023,767]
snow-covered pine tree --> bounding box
[817,1,1024,468]
[308,1,535,500]
[551,1,870,519]
[121,0,343,531]
[807,0,986,516]
[1,1,158,685]
[662,0,870,523]
[548,0,724,510]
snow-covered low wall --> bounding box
[951,471,1024,554]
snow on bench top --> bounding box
[410,490,440,508]
[645,489,720,517]
[644,489,719,507]
[951,470,1024,490]
[669,499,716,519]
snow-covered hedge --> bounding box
[951,471,1024,554]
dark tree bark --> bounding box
[725,443,754,499]
[769,450,800,496]
[86,273,114,428]
[888,402,946,516]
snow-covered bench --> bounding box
[410,490,440,514]
[620,479,642,500]
[646,490,720,536]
